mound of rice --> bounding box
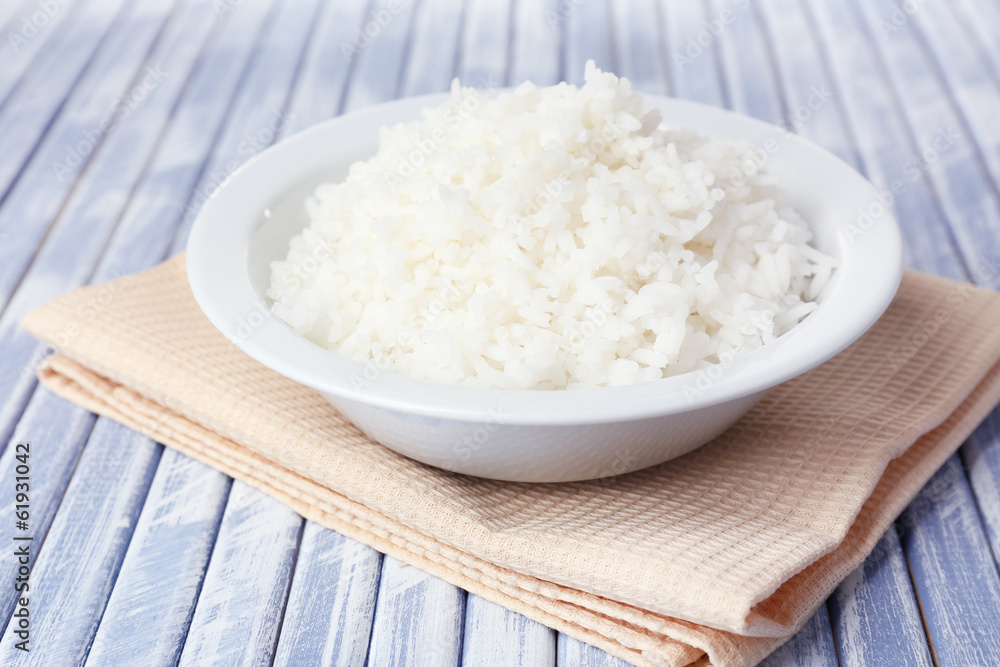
[268,62,835,390]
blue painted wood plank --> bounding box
[755,0,858,165]
[659,0,727,106]
[399,0,465,96]
[563,0,614,84]
[962,410,1000,576]
[0,418,162,664]
[0,389,96,624]
[910,1,1000,191]
[86,449,231,667]
[0,0,32,33]
[508,0,561,86]
[0,0,172,309]
[367,556,466,666]
[852,0,1000,289]
[462,594,557,667]
[900,455,1000,666]
[556,633,630,667]
[341,0,416,113]
[0,0,216,449]
[802,0,968,280]
[457,0,511,87]
[281,0,369,134]
[952,0,1000,85]
[829,528,933,667]
[89,0,278,274]
[609,0,666,95]
[757,604,839,667]
[272,522,381,667]
[0,0,78,108]
[177,481,303,667]
[168,0,325,251]
[708,0,784,123]
[0,0,129,202]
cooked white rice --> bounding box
[268,61,835,390]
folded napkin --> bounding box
[21,255,1000,667]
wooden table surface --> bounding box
[1,0,1000,665]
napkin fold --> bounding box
[21,255,1000,667]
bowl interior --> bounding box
[188,92,902,425]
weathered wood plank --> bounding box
[900,455,1000,666]
[609,0,666,95]
[457,0,511,87]
[910,1,1000,191]
[563,0,614,84]
[177,481,303,667]
[0,418,162,664]
[0,0,128,202]
[341,0,417,113]
[803,0,968,279]
[281,0,369,133]
[707,0,783,122]
[272,522,381,667]
[962,411,1000,579]
[367,556,465,666]
[853,0,1000,288]
[508,0,561,86]
[755,0,857,165]
[952,0,1000,84]
[0,0,170,310]
[758,604,838,667]
[828,528,933,667]
[0,0,217,450]
[659,0,726,106]
[556,633,630,667]
[0,0,78,108]
[399,0,464,96]
[86,449,231,667]
[463,594,557,666]
[168,0,325,251]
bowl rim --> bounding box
[187,92,904,425]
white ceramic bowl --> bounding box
[187,93,903,482]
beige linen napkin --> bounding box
[21,255,1000,667]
